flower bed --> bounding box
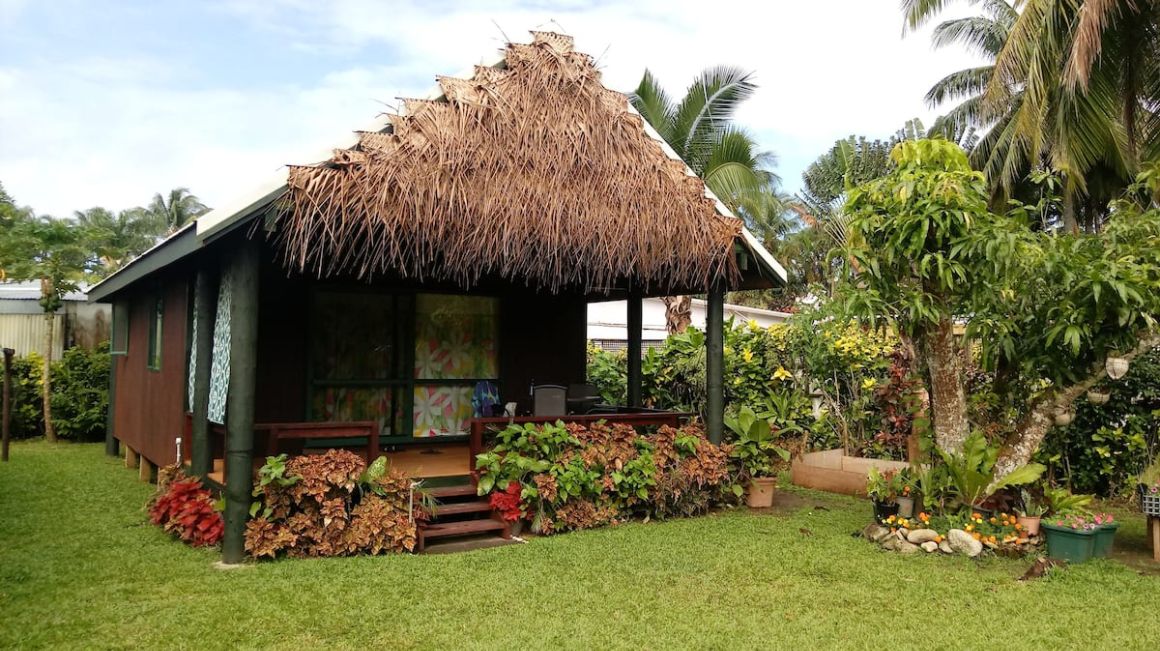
[475,421,738,534]
[863,510,1040,557]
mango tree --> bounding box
[837,139,1160,479]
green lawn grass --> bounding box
[2,440,1158,650]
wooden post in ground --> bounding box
[190,269,218,477]
[1150,516,1160,563]
[705,281,725,444]
[105,350,118,458]
[626,291,643,409]
[124,446,138,469]
[222,239,260,565]
[138,456,155,483]
[2,347,13,462]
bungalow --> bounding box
[87,32,786,562]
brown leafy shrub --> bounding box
[244,450,416,559]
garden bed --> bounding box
[790,449,909,495]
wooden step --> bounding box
[417,517,511,552]
[432,500,492,517]
[421,518,508,538]
[426,484,478,499]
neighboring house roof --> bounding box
[89,31,786,303]
[0,281,90,303]
[587,297,791,342]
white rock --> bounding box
[947,529,984,557]
[906,528,939,544]
[939,540,953,554]
[921,541,938,553]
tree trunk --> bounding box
[1062,189,1079,235]
[993,333,1160,481]
[662,295,692,334]
[41,280,56,443]
[922,316,970,453]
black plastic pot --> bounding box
[872,500,899,522]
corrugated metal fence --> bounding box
[0,314,66,359]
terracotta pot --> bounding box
[747,477,777,508]
[1017,515,1041,537]
[896,495,915,518]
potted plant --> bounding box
[895,467,917,518]
[727,406,790,509]
[1016,489,1046,536]
[1105,355,1130,380]
[1086,389,1110,405]
[1042,514,1099,563]
[1091,513,1119,557]
[1053,409,1074,427]
[866,467,900,522]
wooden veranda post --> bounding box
[104,349,118,458]
[626,291,643,408]
[190,269,218,477]
[2,347,13,462]
[222,240,260,564]
[706,282,725,444]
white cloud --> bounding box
[1,0,985,215]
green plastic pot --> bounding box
[1042,522,1095,563]
[1092,522,1120,558]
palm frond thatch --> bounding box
[277,32,742,294]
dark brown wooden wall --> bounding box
[113,277,189,466]
[254,269,308,423]
[499,293,587,413]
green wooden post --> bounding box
[706,281,725,444]
[626,291,643,408]
[222,240,260,565]
[190,269,218,477]
[2,348,13,462]
[104,354,118,457]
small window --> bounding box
[110,300,129,356]
[147,294,164,370]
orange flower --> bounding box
[972,532,981,541]
[1014,523,1023,531]
[989,517,998,524]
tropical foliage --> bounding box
[475,421,738,533]
[837,138,1160,478]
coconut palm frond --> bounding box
[671,66,757,174]
[629,69,677,147]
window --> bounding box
[308,291,499,439]
[110,300,129,356]
[147,294,164,370]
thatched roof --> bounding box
[277,31,753,294]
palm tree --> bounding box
[629,67,784,332]
[142,188,209,236]
[75,207,157,275]
[907,0,1142,233]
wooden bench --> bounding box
[259,421,380,460]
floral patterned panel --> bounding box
[412,386,474,437]
[414,294,497,380]
[311,387,399,437]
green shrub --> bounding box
[49,343,110,441]
[7,352,44,438]
[586,343,626,404]
[1036,347,1160,496]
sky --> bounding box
[0,0,985,218]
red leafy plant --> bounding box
[489,481,523,521]
[148,469,224,547]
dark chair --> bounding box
[567,383,602,414]
[533,385,567,417]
